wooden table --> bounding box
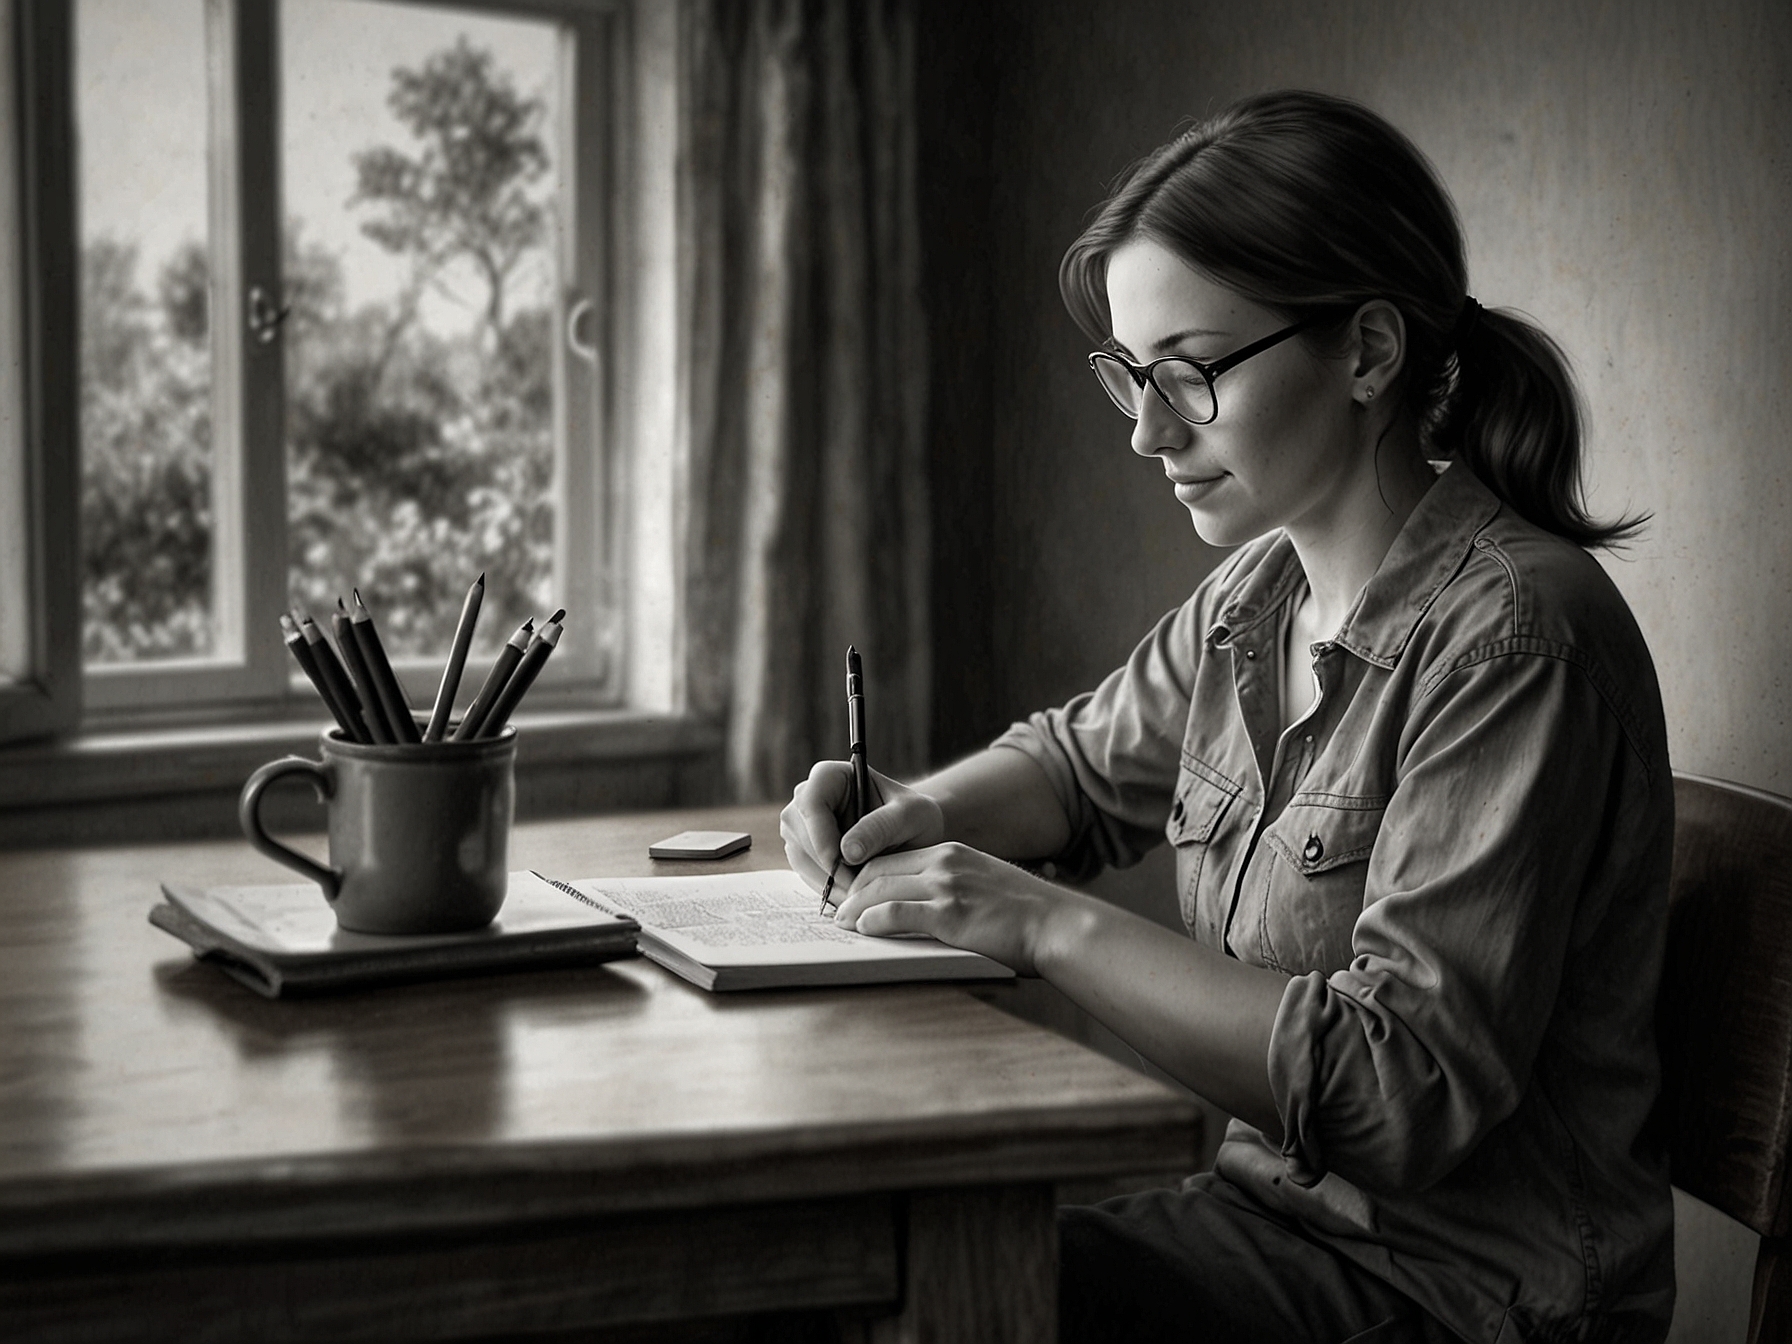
[0,805,1201,1343]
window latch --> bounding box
[247,286,292,345]
[566,296,599,365]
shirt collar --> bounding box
[1205,464,1504,669]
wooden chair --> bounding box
[1657,773,1792,1344]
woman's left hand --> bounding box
[828,842,1074,977]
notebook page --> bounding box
[571,871,996,969]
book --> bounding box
[151,871,639,998]
[567,869,1015,991]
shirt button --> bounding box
[1303,834,1324,862]
[1303,734,1313,745]
[1245,649,1256,660]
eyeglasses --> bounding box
[1087,315,1323,426]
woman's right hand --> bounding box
[781,760,948,895]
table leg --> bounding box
[868,1183,1056,1344]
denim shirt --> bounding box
[996,464,1676,1344]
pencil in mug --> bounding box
[452,617,534,741]
[333,598,395,743]
[425,572,484,742]
[350,589,421,744]
[280,611,359,741]
[478,610,564,738]
[296,610,372,744]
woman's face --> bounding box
[1103,237,1362,549]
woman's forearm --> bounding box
[840,749,1284,1129]
[1037,891,1287,1138]
[912,746,1074,861]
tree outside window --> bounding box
[81,22,558,667]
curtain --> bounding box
[677,0,930,803]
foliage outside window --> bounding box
[74,0,614,712]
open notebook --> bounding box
[567,869,1013,991]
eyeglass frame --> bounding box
[1087,312,1330,426]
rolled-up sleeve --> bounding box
[992,596,1208,879]
[1269,642,1651,1194]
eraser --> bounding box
[648,830,753,861]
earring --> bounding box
[1364,386,1376,401]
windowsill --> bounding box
[0,705,726,848]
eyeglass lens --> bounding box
[1091,356,1216,425]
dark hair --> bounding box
[1060,90,1642,548]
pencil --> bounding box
[333,598,394,743]
[297,611,372,743]
[281,612,359,740]
[425,572,484,742]
[479,611,564,738]
[452,617,533,741]
[351,589,421,744]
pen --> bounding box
[452,617,534,741]
[297,612,372,743]
[350,590,421,744]
[281,612,359,740]
[847,645,870,826]
[478,609,563,738]
[334,598,394,743]
[824,645,873,916]
[425,572,484,742]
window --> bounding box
[72,0,621,719]
[1,0,687,798]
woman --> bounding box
[782,91,1674,1344]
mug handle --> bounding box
[238,756,340,902]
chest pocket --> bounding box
[1165,764,1243,942]
[1250,796,1386,974]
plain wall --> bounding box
[980,0,1792,795]
[926,0,1790,1337]
[917,0,999,763]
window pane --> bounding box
[76,0,216,665]
[282,0,558,660]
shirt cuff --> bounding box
[1267,969,1337,1188]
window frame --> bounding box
[74,0,626,720]
[0,0,82,743]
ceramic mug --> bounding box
[238,724,516,934]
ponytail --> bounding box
[1432,304,1645,547]
[1060,90,1645,550]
